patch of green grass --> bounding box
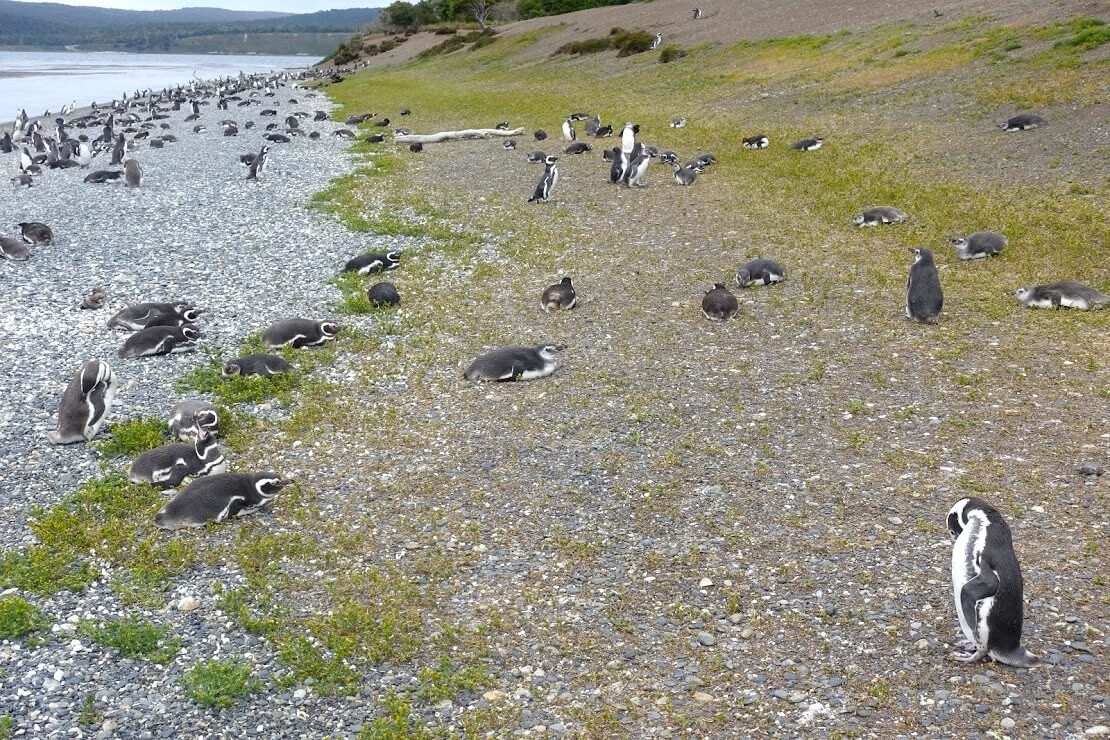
[77,693,102,727]
[659,44,687,63]
[359,694,434,739]
[0,715,10,740]
[176,353,301,406]
[0,595,47,639]
[554,36,612,55]
[79,616,182,664]
[417,656,490,702]
[180,659,263,708]
[1053,21,1110,53]
[94,417,166,457]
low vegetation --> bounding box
[180,659,263,708]
[0,595,47,639]
[658,44,687,63]
[94,417,166,458]
[554,26,653,56]
[79,616,182,664]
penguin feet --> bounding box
[951,646,988,663]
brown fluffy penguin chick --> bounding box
[541,277,576,312]
[701,283,738,321]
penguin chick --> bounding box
[17,221,53,245]
[465,344,563,382]
[1000,113,1045,132]
[742,135,769,149]
[367,282,401,307]
[541,277,576,312]
[947,497,1038,668]
[854,206,908,227]
[47,359,116,444]
[154,472,291,529]
[123,158,142,188]
[261,319,341,349]
[343,250,401,275]
[0,235,31,261]
[949,231,1006,260]
[222,353,293,378]
[1011,281,1109,310]
[735,258,786,288]
[906,247,943,323]
[534,130,548,141]
[118,325,201,359]
[701,283,739,321]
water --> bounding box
[0,51,310,118]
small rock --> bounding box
[887,516,903,525]
[483,690,506,703]
[698,577,713,589]
[740,627,754,639]
[1001,717,1016,730]
[1076,463,1104,477]
[916,639,929,650]
[692,691,713,703]
[176,596,201,612]
[1085,727,1109,737]
[697,632,716,646]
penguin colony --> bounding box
[3,50,1100,675]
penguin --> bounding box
[652,33,662,50]
[735,257,786,287]
[701,283,739,321]
[16,221,54,246]
[541,277,576,312]
[168,400,218,440]
[620,123,639,154]
[19,147,34,172]
[84,170,123,184]
[367,282,401,307]
[222,353,294,378]
[670,117,686,128]
[503,140,517,151]
[946,497,1038,668]
[222,123,239,137]
[129,415,225,489]
[154,472,292,529]
[742,135,770,149]
[75,142,93,166]
[343,250,401,274]
[0,235,31,261]
[108,302,195,330]
[314,110,328,121]
[527,151,548,163]
[595,124,614,138]
[81,286,107,310]
[118,325,201,359]
[564,142,592,155]
[906,247,943,323]
[692,6,702,19]
[1000,113,1045,132]
[791,137,824,151]
[534,130,547,141]
[584,114,601,136]
[409,143,423,153]
[11,174,34,188]
[605,147,626,183]
[246,145,269,181]
[373,118,391,127]
[365,133,385,143]
[529,155,559,203]
[625,148,657,187]
[265,133,290,144]
[149,138,165,149]
[853,206,907,227]
[464,344,563,382]
[1011,281,1110,310]
[0,131,11,154]
[658,150,679,166]
[400,108,412,116]
[47,359,115,444]
[494,121,509,130]
[672,163,698,186]
[144,308,203,328]
[562,118,576,142]
[261,319,341,349]
[110,133,125,165]
[949,231,1006,260]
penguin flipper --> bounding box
[958,567,999,637]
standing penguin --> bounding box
[124,158,142,188]
[47,360,116,444]
[946,497,1038,668]
[906,247,943,323]
[529,155,559,203]
[620,122,638,155]
[246,145,269,181]
[154,472,292,529]
[625,148,657,187]
[562,117,576,142]
[541,277,576,311]
[701,283,739,321]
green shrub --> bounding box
[181,659,263,708]
[612,29,653,56]
[331,42,359,66]
[419,34,468,57]
[79,616,181,664]
[1054,21,1109,52]
[0,596,47,639]
[554,36,611,55]
[659,44,686,63]
[94,417,166,457]
[379,39,398,53]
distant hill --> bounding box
[0,1,381,54]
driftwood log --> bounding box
[394,128,526,144]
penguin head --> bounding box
[181,325,202,341]
[945,497,976,540]
[537,344,565,360]
[194,409,219,433]
[948,236,969,249]
[910,247,934,266]
[1012,287,1032,301]
[736,268,751,285]
[852,214,866,225]
[385,250,402,264]
[253,473,293,500]
[181,308,203,324]
[544,155,559,165]
[320,321,341,338]
[561,276,573,286]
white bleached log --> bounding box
[394,127,525,144]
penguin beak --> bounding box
[553,344,567,351]
[275,478,295,489]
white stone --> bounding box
[698,577,713,588]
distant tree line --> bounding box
[377,0,642,30]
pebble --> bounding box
[1087,727,1109,736]
[1001,717,1016,730]
[1076,463,1104,476]
[696,632,716,646]
[176,596,200,612]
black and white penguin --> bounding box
[108,302,194,330]
[692,6,702,19]
[742,135,770,149]
[400,108,412,116]
[1011,281,1109,310]
[672,163,698,186]
[47,359,115,444]
[541,277,576,311]
[168,400,218,440]
[562,118,576,142]
[625,148,657,187]
[652,32,662,49]
[409,143,423,152]
[949,231,1006,260]
[246,145,269,181]
[84,170,123,184]
[118,325,201,359]
[366,133,385,143]
[503,139,517,150]
[265,133,290,144]
[564,142,592,155]
[129,415,226,489]
[854,206,907,227]
[604,147,625,183]
[735,257,785,287]
[658,150,679,166]
[154,472,292,529]
[11,174,34,188]
[494,121,509,130]
[367,282,401,307]
[946,497,1038,668]
[527,151,547,163]
[791,137,824,151]
[670,117,686,129]
[620,122,639,154]
[262,319,341,349]
[343,250,401,274]
[1000,113,1045,132]
[529,155,559,203]
[906,248,943,323]
[81,286,107,310]
[0,235,31,261]
[222,353,293,378]
[465,344,563,381]
[701,283,739,321]
[595,124,613,138]
[584,114,600,136]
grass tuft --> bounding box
[0,595,47,639]
[659,44,687,63]
[180,659,263,708]
[358,694,434,739]
[94,417,166,457]
[79,616,182,664]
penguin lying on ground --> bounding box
[154,472,292,529]
[736,258,785,287]
[949,231,1006,260]
[367,282,401,307]
[343,250,401,274]
[564,142,592,155]
[791,137,824,151]
[946,497,1038,668]
[169,400,218,440]
[108,302,196,330]
[262,319,340,349]
[854,206,907,227]
[701,283,739,321]
[465,345,563,381]
[1000,113,1045,132]
[129,412,225,489]
[222,353,293,378]
[84,170,123,184]
[742,135,769,149]
[541,277,576,311]
[17,222,53,246]
[0,235,31,261]
[1011,281,1109,310]
[47,359,115,444]
[118,325,200,359]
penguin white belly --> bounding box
[1025,298,1054,309]
[952,521,988,647]
[1060,296,1089,309]
[519,363,556,380]
[975,593,995,646]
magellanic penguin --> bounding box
[946,497,1038,668]
[527,151,547,163]
[262,319,340,349]
[534,130,547,141]
[541,277,576,311]
[0,235,31,261]
[562,118,576,142]
[465,344,564,382]
[620,122,639,154]
[246,145,269,181]
[367,282,401,307]
[672,163,698,186]
[84,170,123,184]
[791,137,824,151]
[154,472,292,529]
[124,158,142,188]
[906,247,943,323]
[343,250,401,274]
[949,231,1006,260]
[18,222,54,246]
[1000,113,1045,132]
[1011,281,1109,310]
[129,413,226,489]
[735,257,785,288]
[701,283,739,321]
[564,142,592,155]
[742,135,770,149]
[47,359,116,444]
[529,155,559,203]
[670,117,687,128]
[169,400,218,440]
[118,325,201,359]
[108,302,195,330]
[625,149,657,187]
[222,353,294,378]
[854,206,908,227]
